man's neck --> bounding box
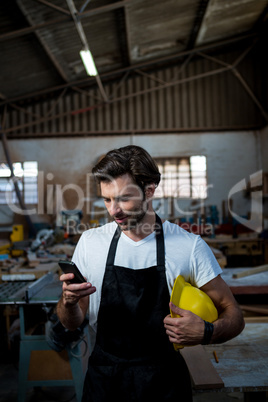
[123,211,156,242]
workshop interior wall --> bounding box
[1,127,267,233]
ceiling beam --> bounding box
[3,37,266,136]
[66,0,109,102]
[0,31,257,107]
[17,0,69,82]
[114,7,131,66]
[35,0,71,16]
[4,125,262,140]
[78,0,130,19]
[187,0,210,49]
[0,16,69,42]
[0,64,237,134]
[0,0,130,42]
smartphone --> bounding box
[58,260,86,284]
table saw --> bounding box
[0,272,90,402]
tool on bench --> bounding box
[0,271,62,304]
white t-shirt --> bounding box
[72,220,222,334]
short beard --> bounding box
[122,211,146,231]
[117,201,148,231]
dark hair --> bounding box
[92,145,161,191]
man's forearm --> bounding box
[211,304,245,344]
[200,276,245,345]
[56,297,86,331]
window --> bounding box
[154,156,207,199]
[0,161,38,204]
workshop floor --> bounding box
[0,361,245,402]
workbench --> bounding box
[221,267,268,295]
[205,237,264,255]
[181,323,268,401]
[204,323,268,400]
[205,237,267,266]
[181,268,268,401]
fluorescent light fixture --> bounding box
[80,48,98,76]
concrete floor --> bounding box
[0,360,245,402]
[0,361,77,402]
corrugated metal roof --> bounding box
[0,0,267,104]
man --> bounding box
[57,145,245,402]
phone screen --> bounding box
[58,260,86,283]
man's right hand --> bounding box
[57,273,96,331]
[60,273,96,306]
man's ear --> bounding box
[144,183,156,199]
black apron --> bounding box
[82,215,192,402]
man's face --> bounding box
[100,173,148,231]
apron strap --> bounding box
[106,225,121,267]
[106,214,165,268]
[155,214,165,268]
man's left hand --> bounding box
[163,302,205,346]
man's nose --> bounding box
[109,200,121,216]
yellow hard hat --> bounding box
[170,275,218,350]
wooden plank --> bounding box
[230,285,268,295]
[240,305,268,315]
[244,316,268,323]
[180,345,224,389]
[232,264,268,279]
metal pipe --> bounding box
[94,75,109,102]
[135,69,168,85]
[232,41,258,68]
[79,0,92,14]
[196,52,231,68]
